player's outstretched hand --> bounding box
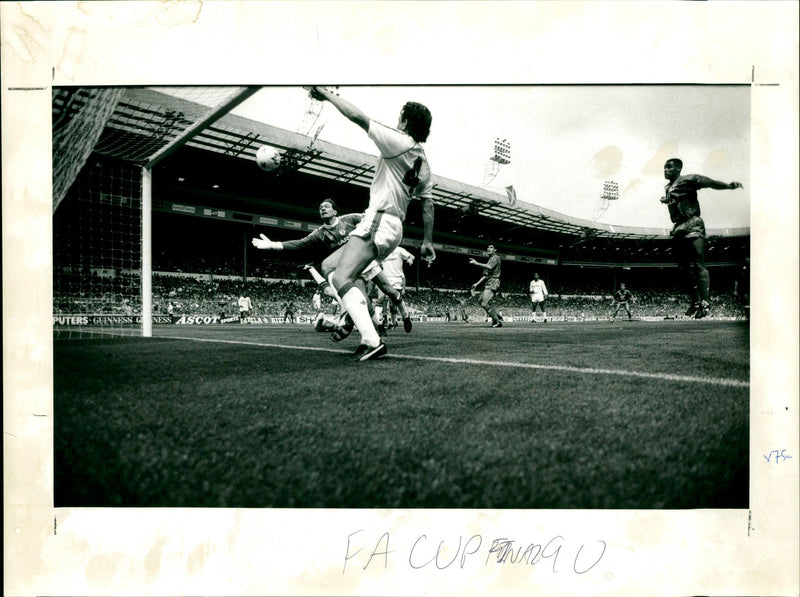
[252,233,281,250]
[730,182,743,189]
[421,243,436,268]
[468,258,478,265]
[306,86,328,102]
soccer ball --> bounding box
[255,145,282,172]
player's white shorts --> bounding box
[386,275,405,291]
[350,209,403,261]
[531,296,546,304]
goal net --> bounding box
[52,86,258,338]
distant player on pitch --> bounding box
[609,283,634,321]
[306,86,435,361]
[282,300,296,324]
[238,292,252,324]
[661,158,743,319]
[469,244,503,328]
[378,245,415,331]
[529,272,548,322]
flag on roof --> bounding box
[505,185,517,206]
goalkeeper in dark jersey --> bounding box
[661,159,743,319]
[252,198,411,335]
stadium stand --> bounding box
[53,87,750,331]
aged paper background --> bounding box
[3,2,798,595]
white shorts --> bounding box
[531,296,546,304]
[386,275,405,291]
[350,209,403,261]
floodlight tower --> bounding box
[483,137,512,186]
[593,180,620,221]
[300,94,325,138]
[602,180,620,201]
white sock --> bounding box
[341,286,381,347]
[306,266,326,285]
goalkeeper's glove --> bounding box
[252,234,283,250]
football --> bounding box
[255,145,282,172]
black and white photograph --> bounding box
[4,2,798,597]
[51,84,751,510]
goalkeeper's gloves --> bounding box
[252,234,283,250]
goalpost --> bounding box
[52,86,260,338]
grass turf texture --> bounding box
[54,321,749,508]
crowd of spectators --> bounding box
[54,255,748,320]
[151,275,319,318]
[155,252,305,281]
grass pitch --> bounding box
[54,320,749,509]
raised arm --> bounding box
[252,233,284,250]
[707,180,743,190]
[309,86,370,133]
[695,175,744,191]
[252,227,322,251]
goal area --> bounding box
[52,86,259,338]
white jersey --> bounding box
[381,246,414,281]
[367,121,433,220]
[529,279,548,301]
[238,296,252,311]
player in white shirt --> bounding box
[308,87,435,361]
[378,246,415,331]
[238,293,252,324]
[529,273,548,322]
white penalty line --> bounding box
[160,334,749,389]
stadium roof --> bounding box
[54,86,750,243]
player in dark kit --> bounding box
[252,198,412,335]
[469,244,503,328]
[282,300,296,324]
[610,283,634,321]
[661,158,743,319]
[458,297,469,322]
